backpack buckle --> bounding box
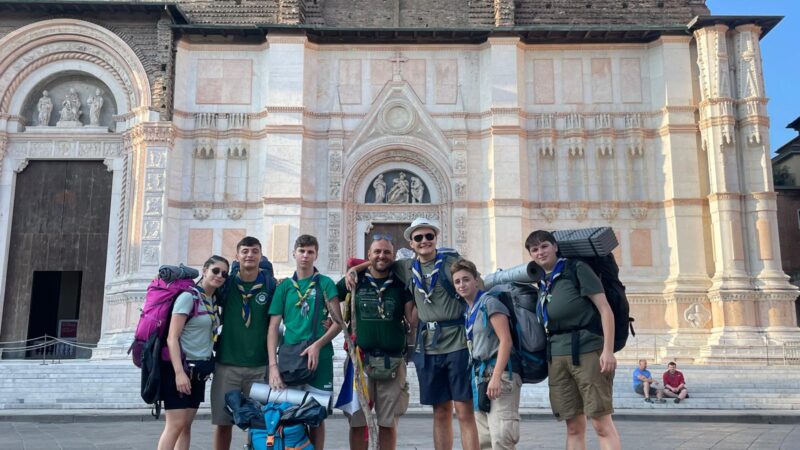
[427,322,438,331]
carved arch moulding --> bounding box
[0,19,151,124]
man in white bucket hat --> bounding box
[348,217,478,450]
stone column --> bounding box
[262,33,308,275]
[650,35,713,354]
[694,24,761,354]
[93,122,174,359]
[484,37,527,269]
[732,24,800,341]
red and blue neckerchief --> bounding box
[411,253,445,304]
[536,258,567,334]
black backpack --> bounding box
[487,283,548,384]
[562,254,634,352]
[140,333,164,418]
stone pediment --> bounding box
[346,80,450,156]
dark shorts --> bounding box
[160,361,206,410]
[634,384,657,397]
[415,348,472,405]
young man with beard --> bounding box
[336,235,414,450]
[347,218,479,450]
[212,237,276,450]
[268,234,344,450]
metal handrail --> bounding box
[0,334,96,364]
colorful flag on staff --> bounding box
[335,357,360,416]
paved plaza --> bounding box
[2,416,799,450]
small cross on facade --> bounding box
[389,51,408,81]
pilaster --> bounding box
[651,35,711,294]
[485,37,525,269]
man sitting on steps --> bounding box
[632,359,666,403]
[662,361,689,404]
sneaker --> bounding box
[674,398,681,404]
[644,398,653,403]
[657,398,667,403]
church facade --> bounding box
[0,0,796,363]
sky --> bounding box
[706,0,800,152]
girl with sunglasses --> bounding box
[158,255,228,450]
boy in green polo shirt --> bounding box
[267,234,343,450]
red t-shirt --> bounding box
[663,370,685,388]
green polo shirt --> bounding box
[544,260,605,357]
[336,271,411,354]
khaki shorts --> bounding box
[348,363,410,428]
[210,363,266,426]
[548,350,614,421]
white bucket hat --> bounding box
[403,217,441,241]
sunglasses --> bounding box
[412,232,436,243]
[211,267,228,278]
[372,233,393,242]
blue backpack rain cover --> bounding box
[250,402,314,450]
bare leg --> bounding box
[433,401,454,450]
[679,389,689,400]
[309,420,326,450]
[642,381,651,399]
[174,408,198,450]
[212,425,233,450]
[662,388,678,398]
[590,414,621,450]
[565,414,587,450]
[378,426,397,450]
[158,409,192,450]
[453,400,479,450]
[349,426,368,450]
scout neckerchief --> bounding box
[411,252,445,304]
[235,270,266,328]
[536,258,567,334]
[195,286,221,342]
[291,269,319,318]
[363,271,393,319]
[464,290,485,349]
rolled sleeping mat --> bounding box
[158,263,199,282]
[483,261,545,290]
[552,226,618,257]
[248,383,333,411]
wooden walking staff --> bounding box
[345,291,380,450]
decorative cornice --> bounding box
[125,123,174,148]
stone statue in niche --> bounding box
[410,176,425,204]
[372,174,387,203]
[58,88,82,125]
[386,171,410,204]
[87,88,104,126]
[37,90,53,126]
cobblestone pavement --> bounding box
[2,417,800,450]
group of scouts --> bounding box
[156,217,622,450]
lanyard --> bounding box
[291,270,319,318]
[411,253,444,304]
[235,270,266,328]
[536,258,566,334]
[363,272,393,319]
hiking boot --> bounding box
[644,398,653,403]
[674,398,681,404]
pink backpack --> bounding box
[130,278,198,368]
